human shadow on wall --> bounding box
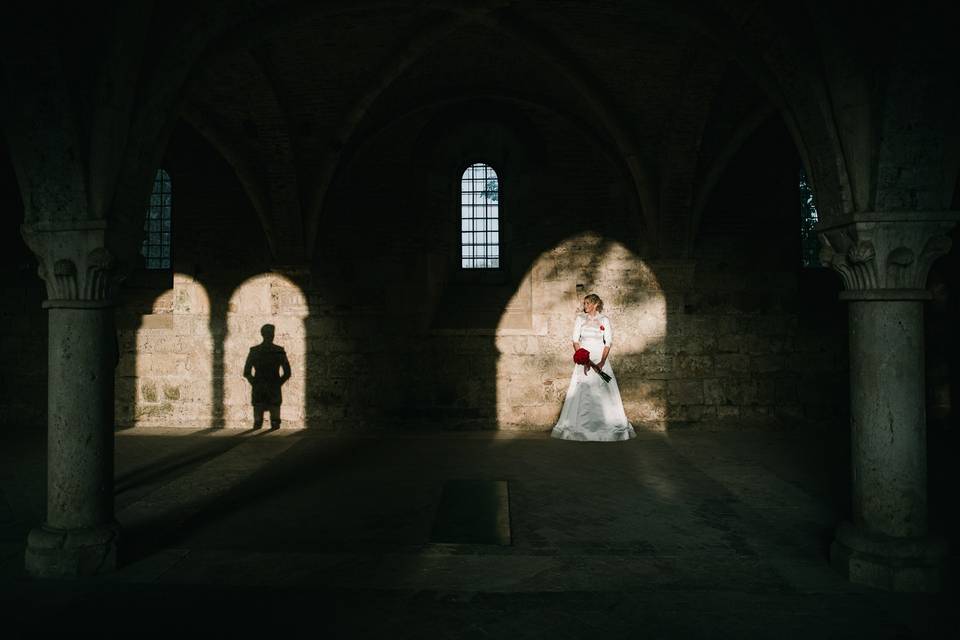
[243,324,292,430]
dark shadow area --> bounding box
[113,430,843,558]
[693,116,850,427]
[0,128,46,432]
[114,435,246,495]
[2,579,953,639]
[925,183,960,566]
[83,427,949,640]
[430,479,511,545]
[0,125,47,560]
[117,436,362,562]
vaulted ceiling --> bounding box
[3,1,957,263]
[179,1,778,260]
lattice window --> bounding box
[800,167,820,267]
[142,169,172,269]
[460,163,500,269]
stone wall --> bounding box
[117,272,311,429]
[0,277,46,428]
[111,113,850,431]
[0,112,859,433]
[113,245,848,432]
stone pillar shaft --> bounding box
[847,299,926,538]
[46,306,116,530]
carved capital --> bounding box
[817,212,959,300]
[21,221,128,307]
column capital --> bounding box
[816,211,960,300]
[20,221,128,308]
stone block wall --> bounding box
[109,115,850,431]
[118,273,312,429]
[112,248,847,431]
[117,274,212,428]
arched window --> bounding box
[799,167,819,267]
[142,168,172,269]
[460,163,500,269]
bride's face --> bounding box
[582,299,597,314]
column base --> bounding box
[830,521,948,592]
[25,522,120,578]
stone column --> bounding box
[818,211,957,591]
[20,221,124,577]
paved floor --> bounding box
[0,425,956,638]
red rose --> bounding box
[599,325,604,331]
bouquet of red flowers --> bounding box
[573,348,611,382]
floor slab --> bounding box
[0,425,955,638]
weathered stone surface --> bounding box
[819,213,959,592]
[667,379,703,405]
[18,223,125,578]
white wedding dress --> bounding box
[551,313,636,442]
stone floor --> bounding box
[0,424,956,638]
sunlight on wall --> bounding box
[223,273,308,429]
[130,273,213,427]
[495,232,667,430]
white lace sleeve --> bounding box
[602,316,613,346]
[571,314,584,342]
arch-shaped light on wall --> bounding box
[223,273,308,429]
[495,232,667,430]
[127,273,213,428]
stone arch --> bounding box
[190,3,661,250]
[178,109,280,261]
[687,105,778,252]
[689,113,801,262]
[180,50,304,263]
[353,94,651,257]
[168,1,866,257]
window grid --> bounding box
[142,169,172,269]
[800,168,820,268]
[460,163,500,269]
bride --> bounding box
[551,293,636,442]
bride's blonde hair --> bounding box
[583,293,603,312]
